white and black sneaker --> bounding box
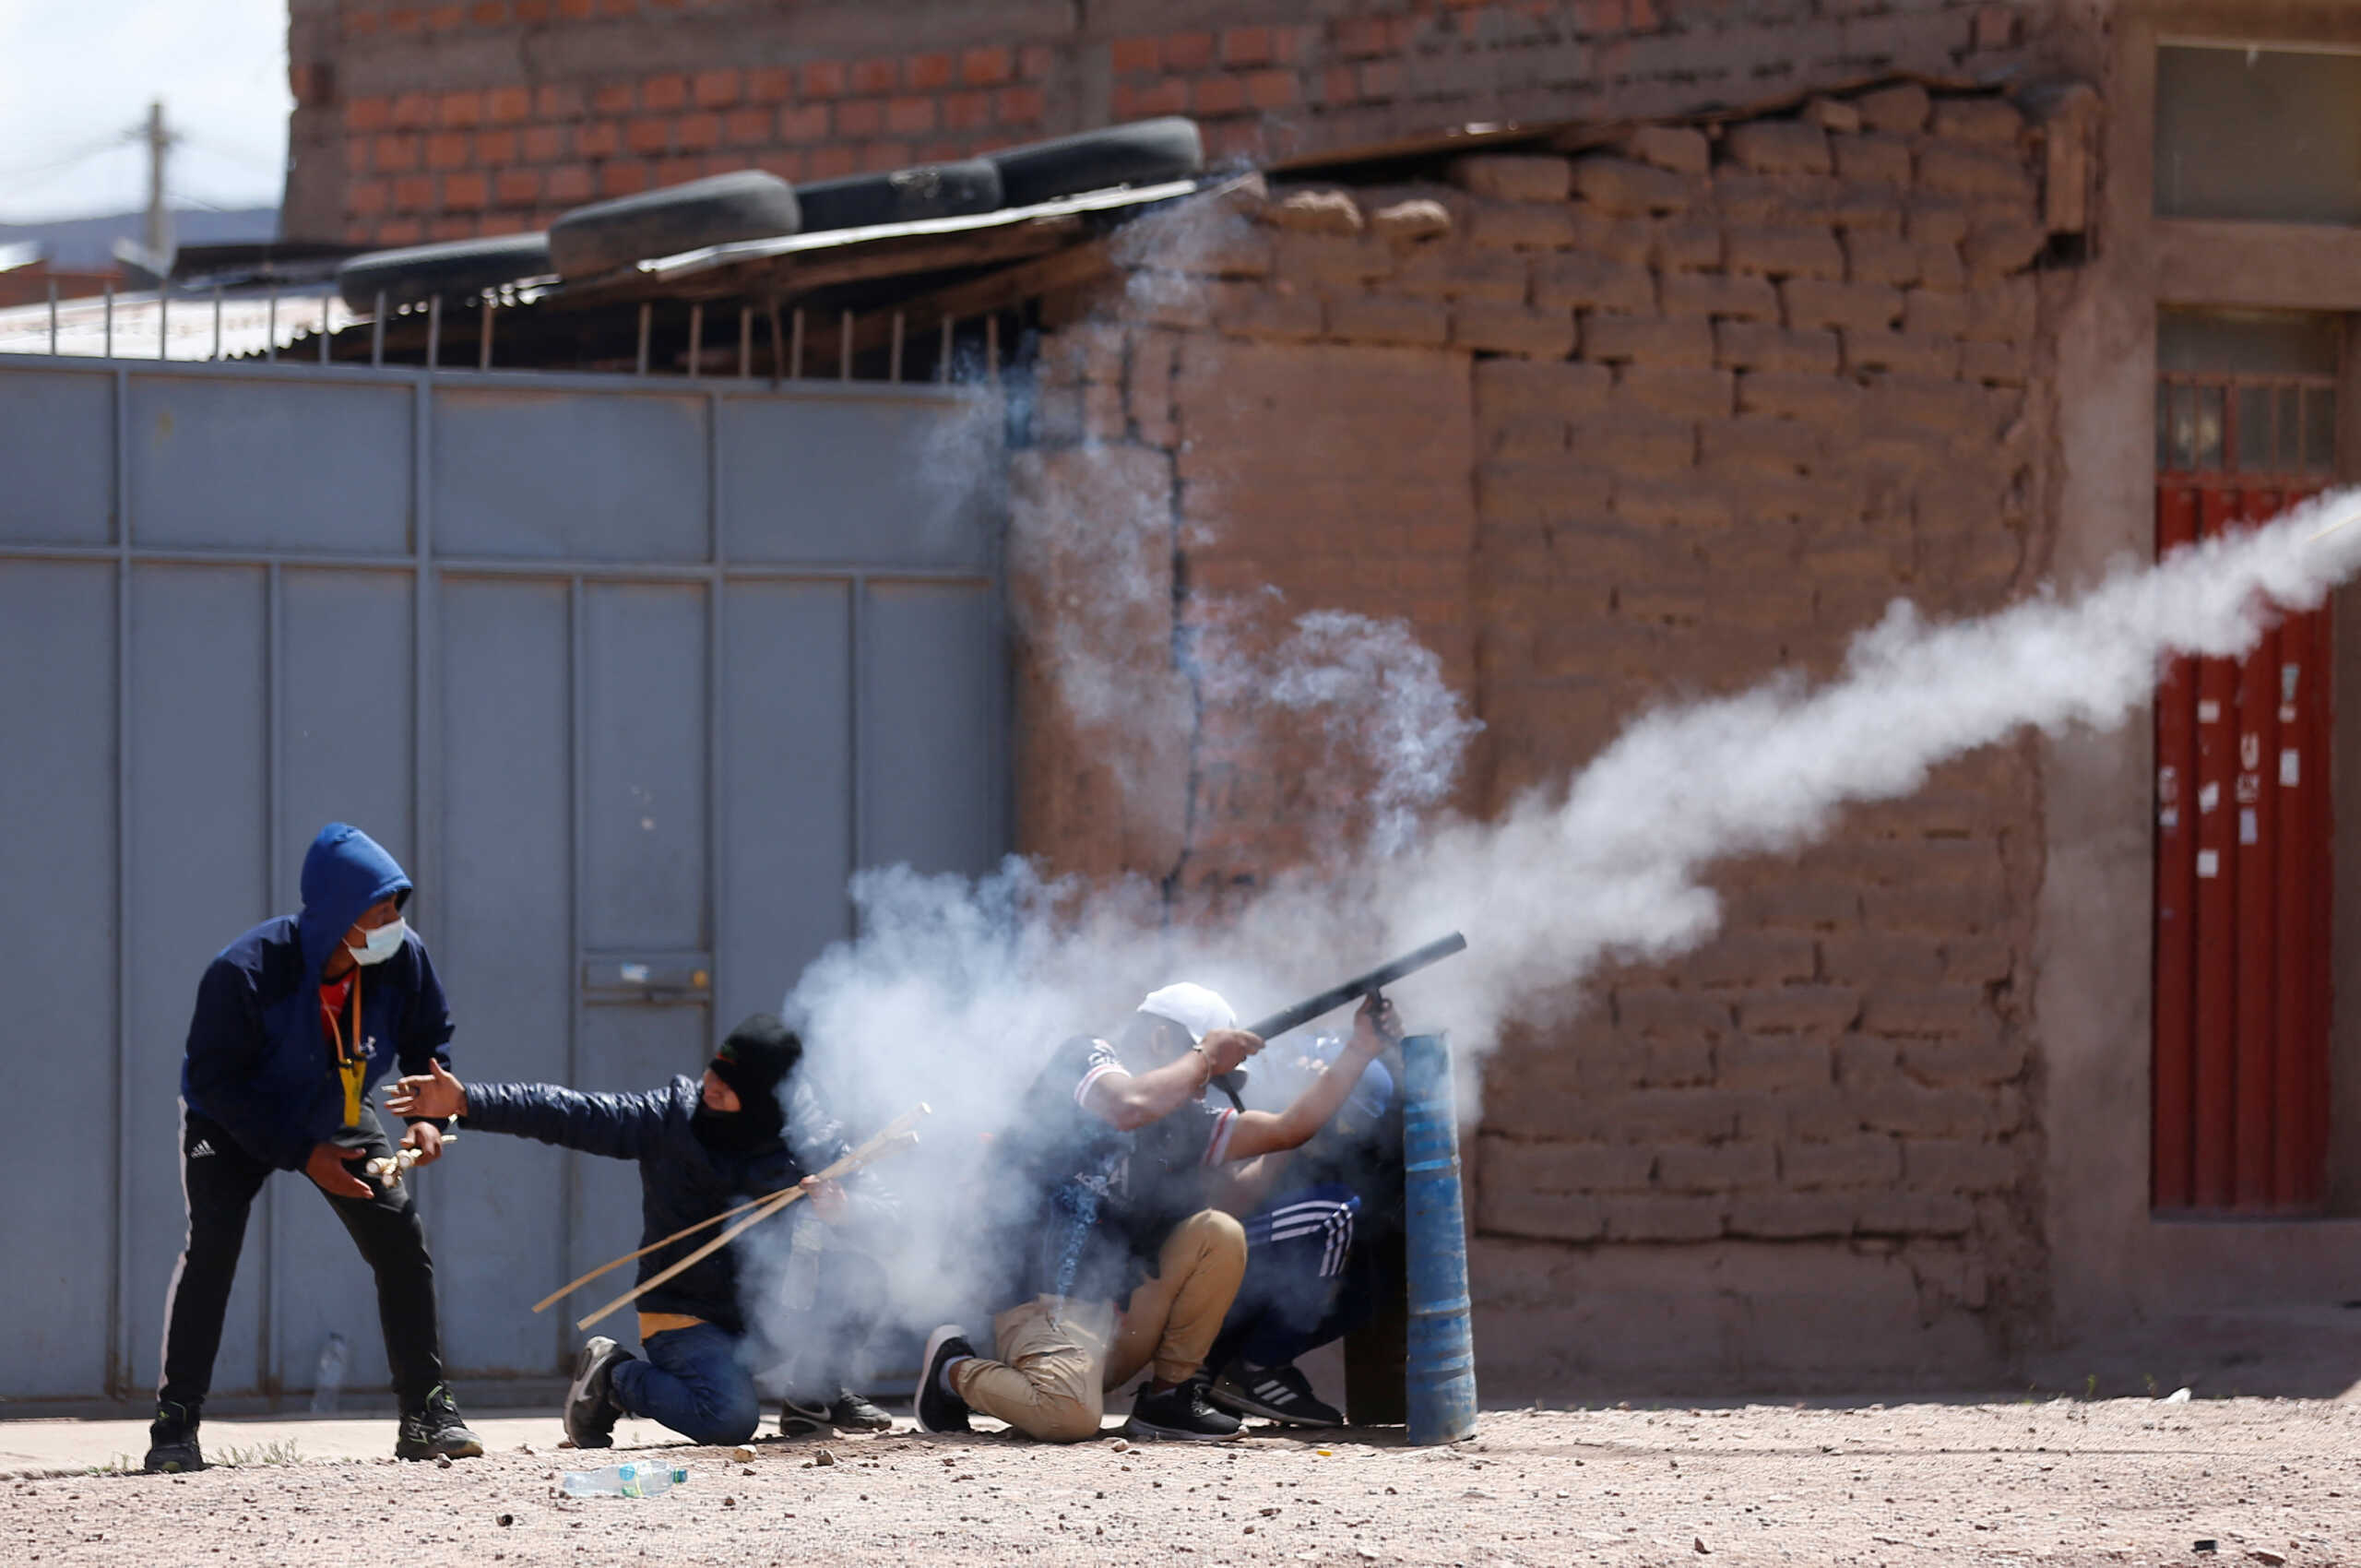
[915,1324,974,1435]
[1209,1362,1344,1427]
[1124,1373,1243,1442]
[777,1393,833,1438]
[564,1336,633,1450]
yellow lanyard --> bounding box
[326,968,366,1129]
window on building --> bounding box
[2154,43,2361,224]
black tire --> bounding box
[548,171,801,279]
[986,117,1204,208]
[794,160,1004,233]
[337,232,552,312]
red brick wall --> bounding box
[287,0,2035,244]
[1011,78,2058,1391]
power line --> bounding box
[179,134,286,176]
[0,135,135,185]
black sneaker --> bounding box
[1124,1374,1243,1443]
[395,1384,485,1460]
[914,1324,974,1435]
[564,1336,632,1450]
[1208,1362,1343,1427]
[143,1400,206,1474]
[777,1393,832,1438]
[830,1391,894,1431]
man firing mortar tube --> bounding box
[916,983,1400,1442]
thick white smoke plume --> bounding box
[1194,603,1486,858]
[768,491,2361,1348]
[1386,492,2361,1041]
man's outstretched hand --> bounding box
[386,1060,468,1122]
[801,1174,849,1224]
[1348,992,1403,1056]
[400,1121,445,1168]
[305,1142,374,1200]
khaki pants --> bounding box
[950,1208,1246,1442]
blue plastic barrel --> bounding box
[1401,1032,1478,1444]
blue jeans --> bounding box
[611,1323,763,1448]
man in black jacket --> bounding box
[388,1015,892,1448]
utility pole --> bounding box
[143,100,175,268]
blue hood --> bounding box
[297,823,412,979]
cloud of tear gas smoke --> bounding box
[752,491,2361,1353]
[1202,607,1486,858]
[1012,187,1487,856]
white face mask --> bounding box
[348,918,407,968]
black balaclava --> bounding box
[693,1014,801,1157]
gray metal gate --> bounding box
[0,354,1006,1406]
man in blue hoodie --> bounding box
[144,823,482,1473]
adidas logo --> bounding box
[189,1140,217,1158]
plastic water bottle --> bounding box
[309,1333,349,1415]
[560,1462,689,1498]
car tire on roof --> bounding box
[548,171,801,280]
[984,117,1204,208]
[793,160,1004,233]
[336,232,553,313]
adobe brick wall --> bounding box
[1010,77,2059,1392]
[286,0,2037,244]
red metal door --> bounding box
[2153,372,2335,1214]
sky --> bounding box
[0,0,291,222]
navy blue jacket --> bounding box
[460,1075,883,1334]
[181,825,454,1171]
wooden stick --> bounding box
[572,1105,929,1332]
[531,1182,798,1313]
[542,1102,931,1314]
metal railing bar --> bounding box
[635,302,651,375]
[0,538,993,585]
[372,291,386,367]
[102,281,113,359]
[838,308,852,382]
[789,307,805,379]
[938,316,953,384]
[320,284,334,364]
[2157,371,2338,390]
[687,302,703,381]
[889,311,904,384]
[479,297,493,371]
[211,284,223,361]
[738,305,752,380]
[426,294,442,374]
[158,280,168,360]
[47,278,57,355]
[266,284,278,363]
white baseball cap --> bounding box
[1137,982,1237,1042]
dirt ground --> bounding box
[14,1396,2360,1567]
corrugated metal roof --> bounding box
[0,286,352,361]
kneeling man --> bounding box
[389,1015,893,1448]
[917,983,1397,1442]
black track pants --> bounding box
[158,1102,445,1412]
